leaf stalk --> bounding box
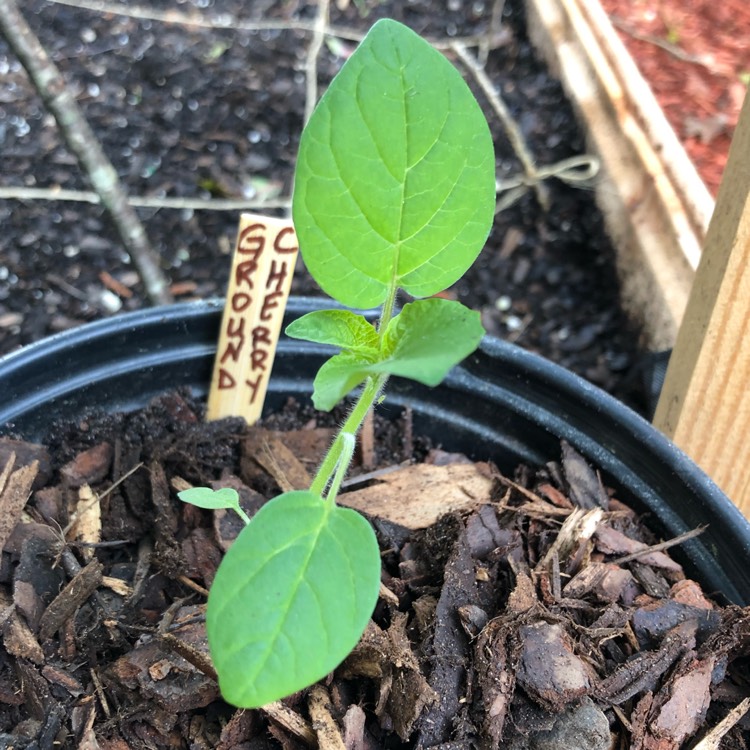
[325,432,355,505]
[310,372,389,500]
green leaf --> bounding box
[293,18,496,308]
[307,299,484,409]
[310,350,375,411]
[178,486,240,511]
[375,298,484,384]
[285,310,379,353]
[206,491,381,708]
[286,311,381,411]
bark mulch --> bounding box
[1,392,749,749]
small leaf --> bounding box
[310,350,376,411]
[178,486,240,511]
[293,19,496,308]
[285,310,379,353]
[207,491,381,708]
[306,299,484,408]
[375,298,484,385]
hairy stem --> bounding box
[378,289,396,337]
[310,373,388,499]
[311,282,400,501]
[377,269,402,339]
[325,433,355,504]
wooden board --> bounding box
[654,91,750,516]
[524,0,712,349]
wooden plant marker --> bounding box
[206,214,298,423]
[653,91,750,516]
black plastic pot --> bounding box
[2,298,749,605]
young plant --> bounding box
[180,18,496,708]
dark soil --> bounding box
[0,0,648,410]
[2,392,749,749]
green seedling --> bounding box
[179,18,496,708]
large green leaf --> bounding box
[293,19,496,308]
[206,491,381,708]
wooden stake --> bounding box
[653,91,750,516]
[207,214,299,423]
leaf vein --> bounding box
[327,134,392,245]
[231,511,332,689]
[353,68,401,184]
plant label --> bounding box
[207,213,298,423]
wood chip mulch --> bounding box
[1,392,749,749]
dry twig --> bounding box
[0,185,291,211]
[452,39,550,210]
[0,0,172,305]
[304,0,330,126]
[693,697,750,750]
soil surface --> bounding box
[1,0,648,409]
[2,393,749,749]
[599,0,750,196]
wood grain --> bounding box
[207,213,298,423]
[654,91,750,515]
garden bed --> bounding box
[598,0,749,199]
[525,0,715,351]
[0,0,647,407]
[3,3,750,748]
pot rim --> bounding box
[1,298,748,604]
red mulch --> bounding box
[598,0,750,196]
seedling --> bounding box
[180,18,496,708]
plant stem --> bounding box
[379,290,396,337]
[378,268,403,337]
[310,282,399,501]
[310,373,388,499]
[235,505,252,526]
[324,432,355,504]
